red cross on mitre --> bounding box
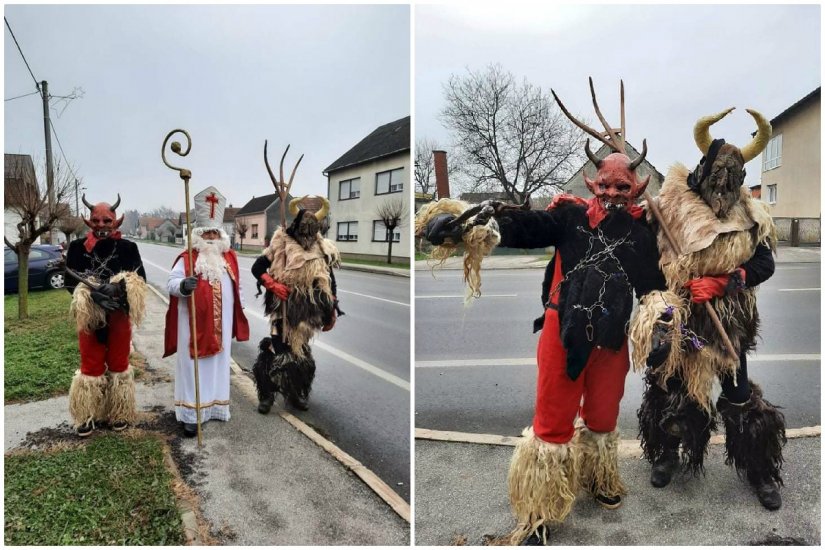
[205,192,220,219]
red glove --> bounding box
[260,273,290,301]
[684,267,747,304]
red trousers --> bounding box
[533,307,630,444]
[78,310,132,376]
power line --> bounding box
[4,90,40,102]
[48,117,82,185]
[4,17,39,90]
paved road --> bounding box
[415,263,821,436]
[136,241,411,501]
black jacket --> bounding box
[65,237,146,294]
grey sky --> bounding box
[5,4,409,214]
[416,4,820,190]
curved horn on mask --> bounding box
[740,109,772,163]
[289,197,301,216]
[693,107,735,154]
[628,138,648,171]
[113,214,125,229]
[314,197,330,221]
[585,139,602,168]
[111,193,121,211]
[81,193,94,211]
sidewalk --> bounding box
[4,289,409,545]
[415,244,820,271]
[415,434,821,545]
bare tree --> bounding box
[374,198,407,264]
[440,64,585,203]
[57,215,85,243]
[121,209,141,235]
[4,155,74,319]
[415,138,437,196]
[146,205,178,219]
[235,219,248,251]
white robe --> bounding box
[167,258,242,424]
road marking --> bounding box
[416,426,822,457]
[338,289,409,307]
[416,353,821,368]
[142,257,175,273]
[778,288,820,292]
[141,258,410,392]
[416,294,518,299]
[229,361,410,522]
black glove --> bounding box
[179,276,199,296]
[647,316,673,368]
[97,283,121,298]
[425,214,463,246]
[91,290,120,312]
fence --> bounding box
[773,217,820,245]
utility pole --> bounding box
[41,80,56,244]
[74,179,79,216]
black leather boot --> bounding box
[521,525,550,546]
[258,395,275,414]
[650,449,680,488]
[753,479,782,510]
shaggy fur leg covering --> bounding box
[105,368,137,425]
[507,426,580,545]
[575,420,626,498]
[280,347,316,406]
[717,382,787,486]
[638,371,679,464]
[68,371,107,428]
[252,337,278,401]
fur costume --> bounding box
[65,214,147,433]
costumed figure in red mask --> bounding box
[164,186,250,437]
[629,108,785,510]
[417,80,667,545]
[251,195,341,413]
[66,194,147,437]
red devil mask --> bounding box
[583,140,650,211]
[82,193,124,239]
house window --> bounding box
[337,221,358,242]
[767,184,777,204]
[339,178,361,200]
[251,224,259,239]
[372,220,401,242]
[763,134,782,171]
[376,168,404,195]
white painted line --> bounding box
[416,294,518,299]
[142,256,410,392]
[142,257,175,273]
[416,353,821,368]
[778,288,820,292]
[338,289,409,307]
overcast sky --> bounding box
[5,4,409,214]
[416,4,820,189]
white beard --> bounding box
[191,230,230,283]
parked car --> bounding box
[4,245,66,294]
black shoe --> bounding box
[288,396,309,411]
[182,423,198,438]
[594,493,622,509]
[754,480,782,510]
[77,421,95,437]
[111,420,128,432]
[521,526,550,545]
[258,396,274,415]
[650,451,680,488]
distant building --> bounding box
[223,206,240,246]
[325,116,411,262]
[563,142,664,199]
[234,193,295,249]
[139,216,177,242]
[758,87,820,243]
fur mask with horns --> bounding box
[286,195,330,250]
[689,107,771,218]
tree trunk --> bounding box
[17,244,30,320]
[386,227,393,264]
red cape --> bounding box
[163,250,249,359]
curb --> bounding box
[340,263,410,278]
[415,426,822,458]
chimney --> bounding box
[433,150,450,199]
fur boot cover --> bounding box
[70,271,147,333]
[252,337,316,406]
[574,420,626,498]
[507,426,580,545]
[105,368,137,425]
[415,199,501,302]
[68,370,107,428]
[638,371,715,475]
[717,381,786,486]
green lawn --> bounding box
[341,257,410,269]
[5,290,78,402]
[5,435,185,545]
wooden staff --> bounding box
[162,129,204,447]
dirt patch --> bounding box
[210,522,238,543]
[15,422,81,451]
[131,350,173,384]
[450,533,468,545]
[750,533,809,545]
[482,533,512,546]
